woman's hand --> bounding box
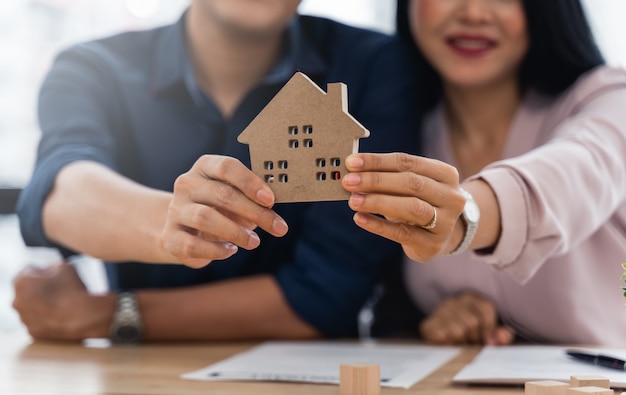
[343,153,465,262]
[419,292,515,345]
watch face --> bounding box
[465,200,480,223]
[115,325,141,343]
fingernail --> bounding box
[256,188,274,207]
[353,212,368,225]
[346,155,364,169]
[247,230,260,249]
[349,193,365,208]
[273,217,289,235]
[343,173,361,186]
[224,243,238,254]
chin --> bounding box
[224,19,287,40]
[441,69,503,90]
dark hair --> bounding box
[396,0,605,110]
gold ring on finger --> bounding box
[421,206,437,230]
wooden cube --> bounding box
[525,380,570,395]
[567,387,614,395]
[570,376,611,389]
[339,364,380,395]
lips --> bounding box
[446,35,496,57]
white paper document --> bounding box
[182,341,460,389]
[453,345,626,387]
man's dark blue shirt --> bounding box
[17,14,421,337]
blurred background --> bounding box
[0,0,624,331]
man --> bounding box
[13,0,421,342]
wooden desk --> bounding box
[0,331,523,395]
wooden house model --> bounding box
[238,72,369,203]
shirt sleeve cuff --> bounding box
[467,167,537,283]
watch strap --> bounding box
[448,188,479,256]
[109,291,142,344]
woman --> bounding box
[343,0,626,345]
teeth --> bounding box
[453,39,490,49]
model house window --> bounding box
[288,126,298,135]
[264,161,274,170]
[278,160,288,169]
[304,125,313,134]
[279,174,288,183]
[316,172,327,181]
[289,140,299,148]
[265,175,275,183]
[316,158,326,167]
[304,139,313,148]
[331,158,341,166]
[331,171,341,180]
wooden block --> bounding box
[567,387,614,394]
[525,380,570,395]
[570,376,611,389]
[339,364,380,395]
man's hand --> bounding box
[419,292,515,345]
[12,263,114,341]
[160,155,289,268]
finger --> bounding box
[343,170,456,209]
[352,212,445,262]
[433,298,483,344]
[420,317,452,344]
[348,192,438,229]
[421,299,470,345]
[457,293,500,345]
[493,326,516,345]
[180,177,288,238]
[161,229,239,268]
[346,153,459,184]
[194,155,276,207]
[460,293,499,336]
[422,314,470,345]
[175,203,262,250]
[444,308,482,344]
[57,261,83,278]
[14,264,56,279]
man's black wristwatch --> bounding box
[109,291,142,344]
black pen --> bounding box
[566,349,626,371]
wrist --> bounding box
[80,294,117,339]
[446,219,466,255]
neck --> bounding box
[442,78,522,179]
[443,78,521,140]
[185,6,285,118]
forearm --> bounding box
[136,275,320,341]
[43,161,173,263]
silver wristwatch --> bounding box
[109,291,142,344]
[448,188,480,256]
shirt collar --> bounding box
[150,13,327,98]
